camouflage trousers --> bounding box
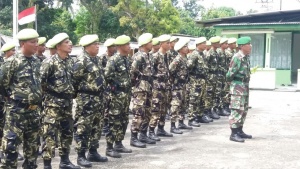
[204,74,216,111]
[229,95,249,128]
[131,91,152,133]
[0,102,40,169]
[223,82,231,107]
[106,91,130,144]
[74,93,104,152]
[103,92,111,126]
[170,88,186,123]
[188,79,206,120]
[0,102,5,148]
[149,89,167,128]
[42,106,73,160]
[214,75,225,108]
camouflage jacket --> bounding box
[187,50,208,84]
[0,53,42,105]
[152,50,169,90]
[73,51,106,94]
[105,53,131,93]
[225,48,236,68]
[40,54,75,107]
[0,56,5,101]
[168,49,178,64]
[206,48,219,75]
[99,52,113,68]
[217,48,228,76]
[169,54,188,90]
[226,51,251,96]
[35,54,46,63]
[131,50,153,93]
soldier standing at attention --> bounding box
[187,37,210,126]
[73,35,108,168]
[101,38,116,136]
[40,33,80,169]
[1,43,16,61]
[149,34,174,140]
[227,36,252,143]
[169,38,190,134]
[204,41,211,57]
[169,36,179,60]
[104,35,132,158]
[150,38,160,54]
[46,39,57,57]
[130,33,156,148]
[36,37,47,62]
[0,28,42,169]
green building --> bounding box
[196,9,300,90]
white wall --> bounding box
[250,68,276,90]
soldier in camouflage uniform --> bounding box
[35,37,47,62]
[149,35,173,140]
[130,33,155,148]
[216,38,230,116]
[40,33,80,169]
[45,39,57,57]
[72,35,108,168]
[203,41,211,57]
[100,38,116,136]
[223,38,237,115]
[187,37,210,126]
[226,36,252,143]
[0,29,42,169]
[205,37,221,120]
[150,38,160,54]
[168,38,191,134]
[104,35,132,158]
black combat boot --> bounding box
[204,110,213,122]
[106,142,121,158]
[223,104,231,116]
[130,132,146,148]
[229,128,245,143]
[44,159,52,169]
[148,127,160,141]
[188,119,201,127]
[87,148,108,162]
[114,141,132,153]
[217,106,227,116]
[170,122,183,134]
[209,108,220,119]
[178,120,193,129]
[139,131,156,144]
[237,127,252,139]
[59,155,81,169]
[77,151,92,168]
[197,115,210,123]
[156,125,173,137]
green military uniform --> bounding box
[0,56,5,150]
[227,36,252,142]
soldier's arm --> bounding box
[169,59,178,76]
[226,56,241,82]
[130,54,141,77]
[104,58,115,84]
[72,58,85,90]
[40,60,52,91]
[187,54,196,71]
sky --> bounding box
[198,0,300,14]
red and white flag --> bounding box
[18,6,36,25]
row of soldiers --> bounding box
[0,28,252,169]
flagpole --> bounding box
[13,0,18,48]
[35,5,37,31]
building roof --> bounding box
[196,9,300,27]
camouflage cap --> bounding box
[237,36,251,45]
[104,38,116,47]
[195,37,207,45]
[220,38,228,44]
[0,42,15,52]
[38,37,47,45]
[209,36,221,43]
[17,28,39,40]
[115,35,131,45]
[152,37,159,46]
[158,34,171,42]
[138,33,153,46]
[79,34,99,47]
[174,38,190,51]
[51,33,69,47]
[228,37,237,44]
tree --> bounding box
[74,7,93,37]
[201,6,237,20]
[182,0,204,18]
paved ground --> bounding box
[18,90,300,169]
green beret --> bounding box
[1,42,16,52]
[158,34,171,42]
[79,34,99,47]
[138,33,153,46]
[38,37,47,45]
[237,37,251,45]
[115,35,131,45]
[152,38,159,46]
[17,28,39,40]
[104,38,115,47]
[52,33,69,47]
[174,38,190,51]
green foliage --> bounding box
[201,6,237,20]
[182,0,204,18]
[74,7,93,38]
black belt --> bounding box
[190,74,205,79]
[78,90,102,96]
[11,100,39,110]
[47,90,73,99]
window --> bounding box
[240,34,265,68]
[270,32,292,69]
